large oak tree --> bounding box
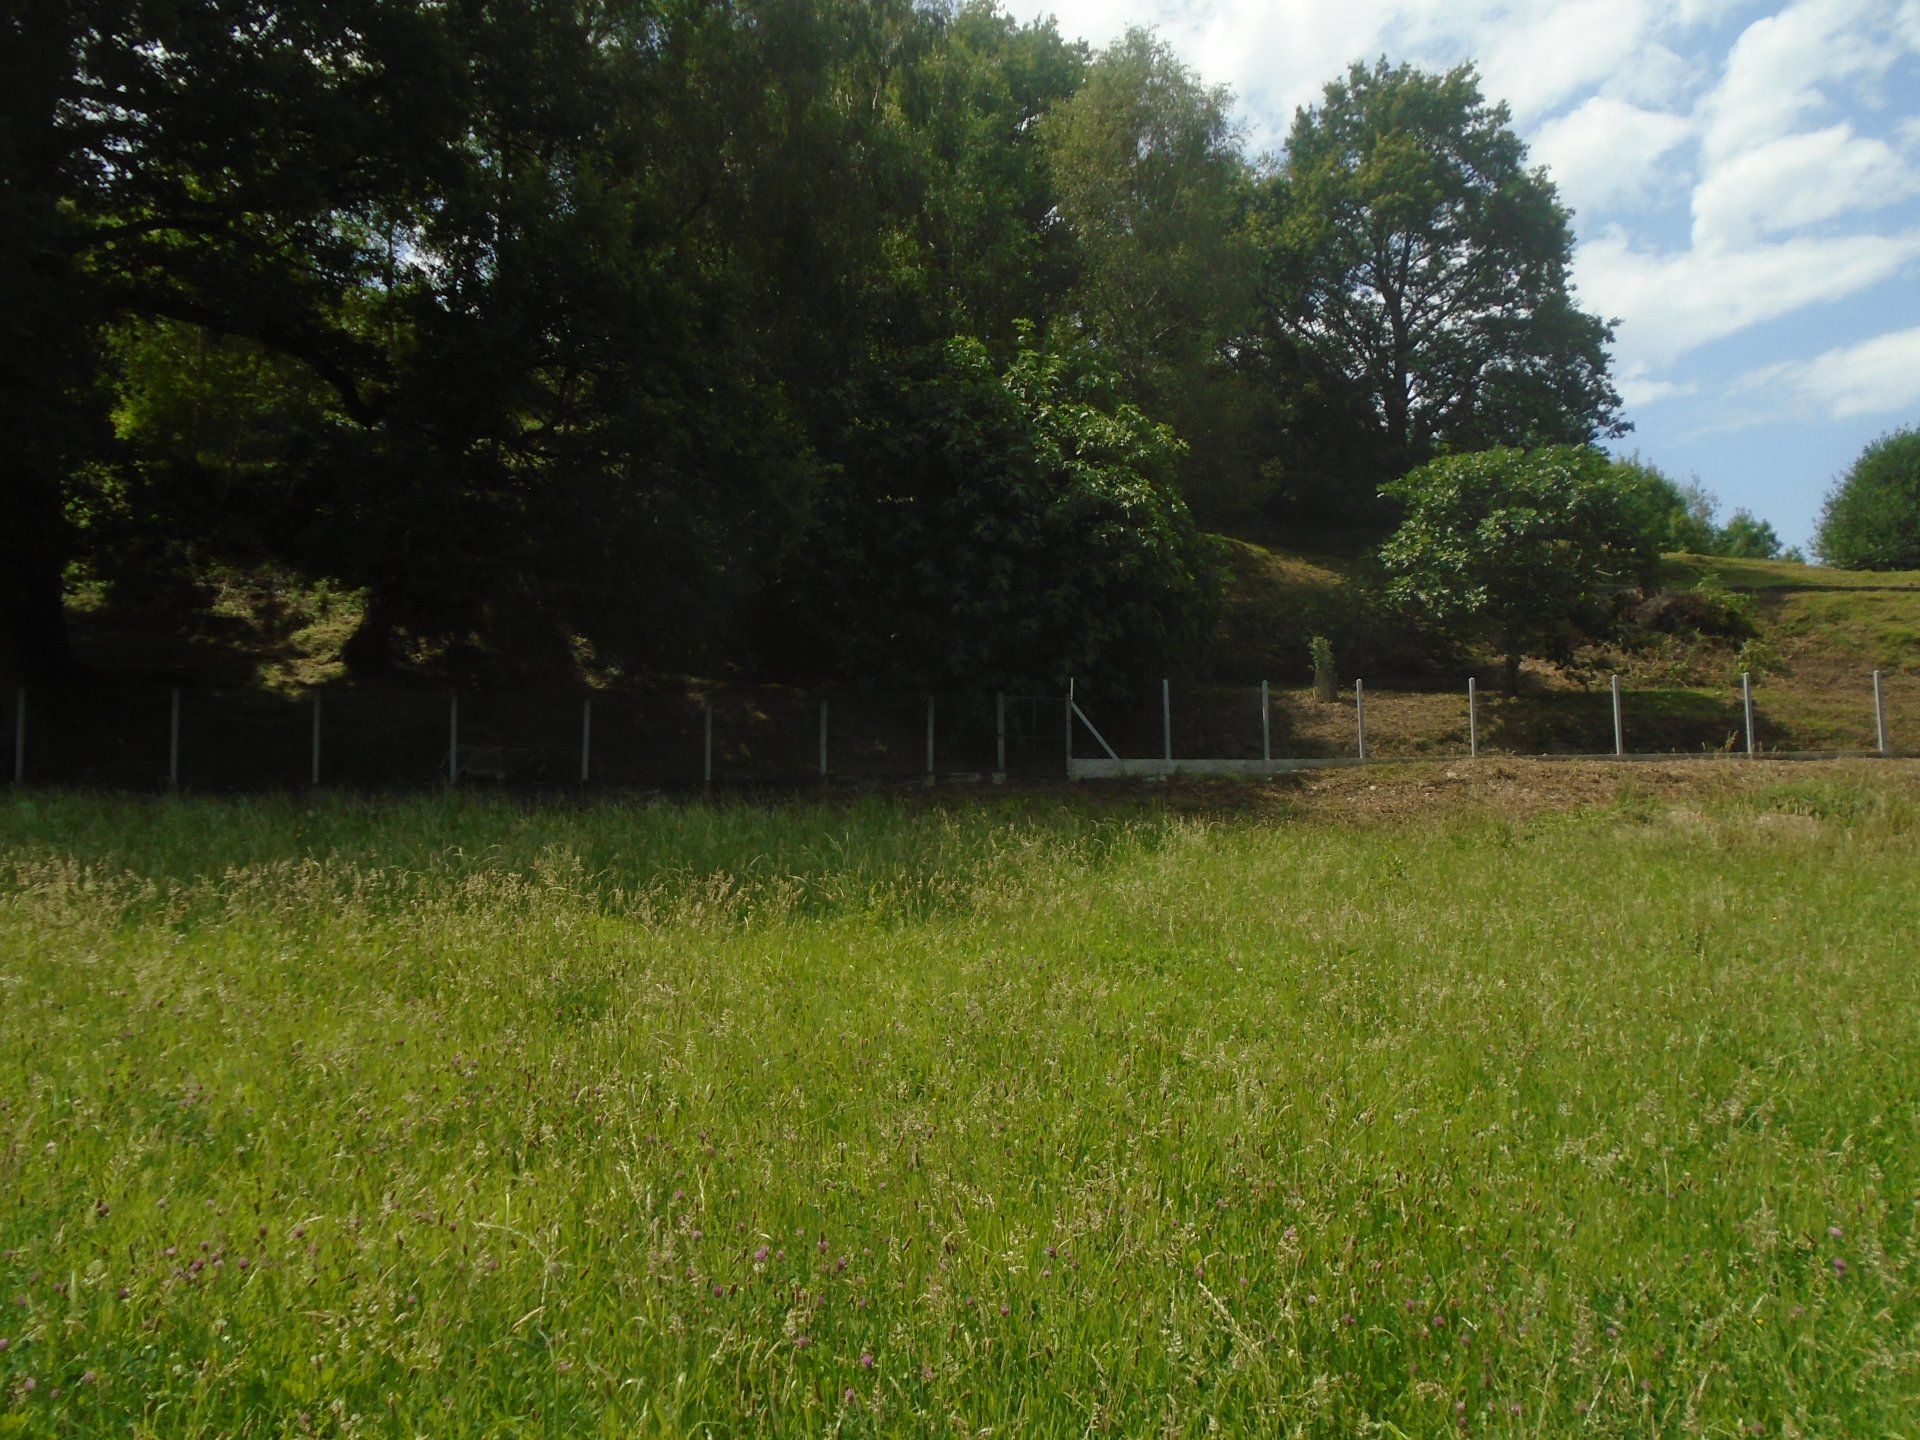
[1257,61,1626,516]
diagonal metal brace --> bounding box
[1070,700,1120,761]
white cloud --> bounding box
[1733,323,1920,416]
[1616,362,1698,409]
[1532,96,1694,216]
[1700,0,1902,162]
[1012,0,1920,380]
[1010,0,1691,149]
[1575,225,1920,364]
[1475,0,1659,121]
[1691,124,1918,243]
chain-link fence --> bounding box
[3,684,1068,791]
[1,671,1906,791]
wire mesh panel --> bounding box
[15,685,173,787]
[584,687,707,790]
[705,685,819,789]
[1474,687,1618,756]
[1068,681,1165,762]
[1169,686,1271,761]
[1264,686,1356,760]
[928,693,1002,776]
[319,689,453,788]
[827,693,927,781]
[1355,686,1470,760]
[999,694,1064,778]
[452,690,581,787]
[180,689,313,790]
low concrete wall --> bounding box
[1066,750,1902,780]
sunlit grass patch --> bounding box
[2,779,1917,1436]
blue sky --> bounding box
[1002,0,1920,553]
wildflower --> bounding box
[1828,1225,1843,1239]
[818,1239,830,1253]
[1831,1257,1846,1275]
[753,1247,769,1265]
[859,1353,875,1369]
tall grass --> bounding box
[2,783,1917,1435]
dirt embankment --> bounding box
[1067,757,1920,824]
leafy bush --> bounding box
[1613,455,1719,553]
[1815,428,1920,570]
[784,335,1221,690]
[1717,510,1786,559]
[1734,635,1781,680]
[1310,635,1336,700]
[1379,446,1660,690]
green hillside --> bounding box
[39,541,1920,780]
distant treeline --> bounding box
[8,1,1632,688]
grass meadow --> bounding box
[2,768,1918,1436]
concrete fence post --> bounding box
[448,693,459,785]
[1260,680,1271,763]
[168,687,181,789]
[1741,672,1755,758]
[1355,678,1367,760]
[1611,674,1624,757]
[1468,676,1478,758]
[1162,679,1172,764]
[1065,678,1074,777]
[580,696,592,784]
[12,688,23,785]
[310,694,322,786]
[1874,670,1888,755]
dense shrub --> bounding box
[1815,428,1920,570]
[782,335,1221,690]
[1380,446,1660,690]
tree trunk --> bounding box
[0,475,80,688]
[0,564,77,689]
[340,592,399,676]
[1504,650,1521,695]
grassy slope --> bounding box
[46,544,1920,768]
[2,769,1917,1435]
[1201,542,1920,757]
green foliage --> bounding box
[1612,455,1720,553]
[4,783,1919,1432]
[1718,509,1786,559]
[1735,634,1782,679]
[790,334,1220,689]
[1257,62,1624,518]
[1043,29,1265,520]
[1815,427,1920,570]
[1310,634,1336,700]
[1379,446,1660,688]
